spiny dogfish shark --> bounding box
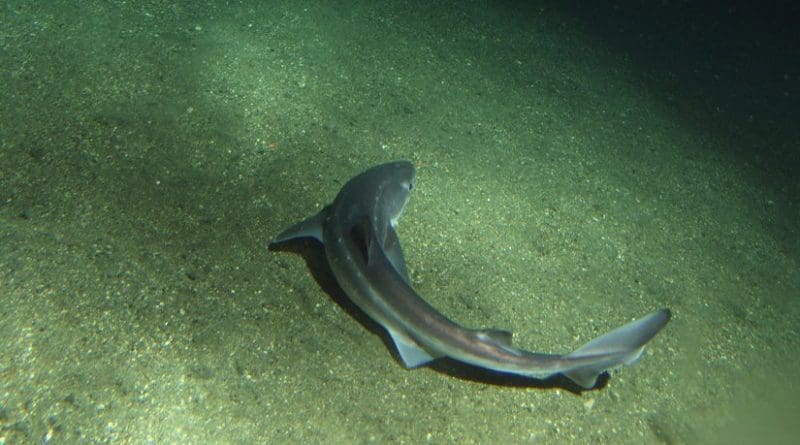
[271,161,670,389]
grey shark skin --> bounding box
[271,161,670,389]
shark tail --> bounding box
[561,308,671,389]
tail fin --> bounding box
[562,309,671,388]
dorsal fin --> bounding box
[384,227,410,282]
[475,328,514,347]
[348,218,375,265]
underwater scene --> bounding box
[1,1,798,443]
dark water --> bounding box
[1,1,798,443]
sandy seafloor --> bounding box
[1,1,798,443]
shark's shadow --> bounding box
[270,240,608,394]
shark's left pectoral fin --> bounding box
[386,327,441,368]
[271,206,330,245]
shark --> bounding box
[271,161,670,389]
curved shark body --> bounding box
[271,161,670,388]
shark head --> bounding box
[312,161,417,273]
[271,161,416,247]
[379,161,415,227]
[340,161,416,227]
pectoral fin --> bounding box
[271,206,330,244]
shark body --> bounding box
[271,161,670,388]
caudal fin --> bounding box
[562,309,671,388]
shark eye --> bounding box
[407,182,413,191]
